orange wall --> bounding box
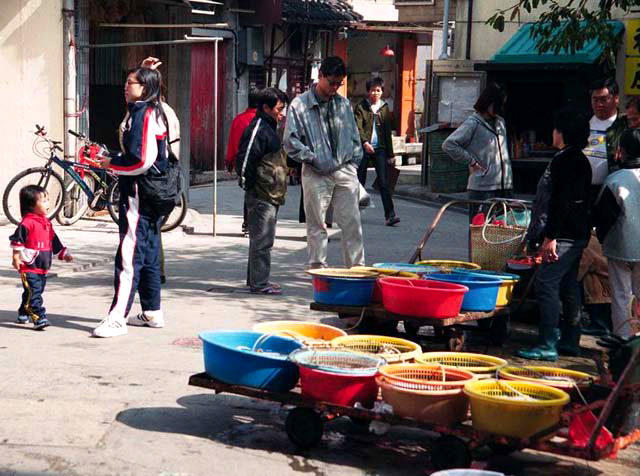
[399,38,417,138]
[334,37,348,97]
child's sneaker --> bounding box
[33,317,50,330]
[127,310,165,328]
[92,315,127,338]
[16,315,29,324]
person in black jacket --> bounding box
[518,107,592,361]
[354,77,398,226]
[236,88,289,294]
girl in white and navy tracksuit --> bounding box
[93,68,169,338]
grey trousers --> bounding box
[301,163,365,269]
[535,239,587,341]
[607,258,640,339]
[245,192,278,290]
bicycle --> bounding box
[2,125,188,232]
[2,125,117,226]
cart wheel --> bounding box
[285,407,324,449]
[403,321,421,338]
[488,441,519,456]
[431,435,471,470]
[446,328,465,351]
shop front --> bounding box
[475,22,624,195]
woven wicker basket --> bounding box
[470,224,527,271]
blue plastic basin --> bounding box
[427,272,502,312]
[451,268,521,282]
[312,275,376,306]
[372,262,438,276]
[199,330,302,392]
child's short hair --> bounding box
[20,185,46,216]
[366,77,384,92]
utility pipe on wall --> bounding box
[63,0,77,162]
[439,0,451,60]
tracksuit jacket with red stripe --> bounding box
[110,101,168,202]
[10,213,68,274]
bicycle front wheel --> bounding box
[3,167,65,225]
[56,174,96,226]
[161,191,188,232]
[107,180,120,225]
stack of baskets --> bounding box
[376,363,476,423]
[416,352,508,378]
[331,335,422,363]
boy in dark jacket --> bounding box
[354,77,398,226]
[10,185,73,329]
[236,88,289,294]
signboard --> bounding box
[625,57,640,95]
[625,19,640,94]
[626,19,640,56]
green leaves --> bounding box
[486,0,633,65]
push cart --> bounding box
[310,199,534,350]
[188,349,640,471]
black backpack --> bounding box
[136,105,182,219]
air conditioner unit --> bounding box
[239,27,264,66]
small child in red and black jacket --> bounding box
[9,185,73,329]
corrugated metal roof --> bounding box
[282,0,363,25]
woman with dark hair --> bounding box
[93,67,171,338]
[518,107,592,361]
[442,82,513,220]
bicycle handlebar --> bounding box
[68,129,83,139]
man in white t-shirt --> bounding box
[584,78,619,185]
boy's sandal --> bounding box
[251,285,282,295]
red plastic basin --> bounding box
[379,277,469,318]
[298,366,379,408]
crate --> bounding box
[428,129,469,193]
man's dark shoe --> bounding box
[516,345,558,361]
[582,326,610,337]
[385,216,400,226]
[557,345,581,357]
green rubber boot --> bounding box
[557,323,582,357]
[517,328,559,362]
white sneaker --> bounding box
[92,315,128,338]
[127,310,165,328]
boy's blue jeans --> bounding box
[19,272,47,321]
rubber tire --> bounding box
[56,175,95,226]
[431,435,471,470]
[160,190,188,232]
[3,167,65,225]
[285,407,324,449]
[107,180,120,225]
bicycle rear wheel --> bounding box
[3,167,64,225]
[161,191,188,232]
[56,174,96,226]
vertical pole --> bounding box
[439,0,451,60]
[63,0,77,162]
[213,39,218,236]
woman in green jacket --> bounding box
[354,77,399,226]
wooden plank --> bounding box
[309,302,499,327]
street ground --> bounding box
[0,178,638,475]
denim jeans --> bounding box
[357,148,395,219]
[246,191,279,290]
[19,272,47,320]
[535,239,587,343]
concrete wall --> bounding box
[397,0,456,24]
[0,0,63,205]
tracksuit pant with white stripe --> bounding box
[108,189,161,319]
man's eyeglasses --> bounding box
[592,94,612,105]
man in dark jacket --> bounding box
[354,77,399,226]
[236,88,288,294]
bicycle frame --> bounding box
[48,152,112,204]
